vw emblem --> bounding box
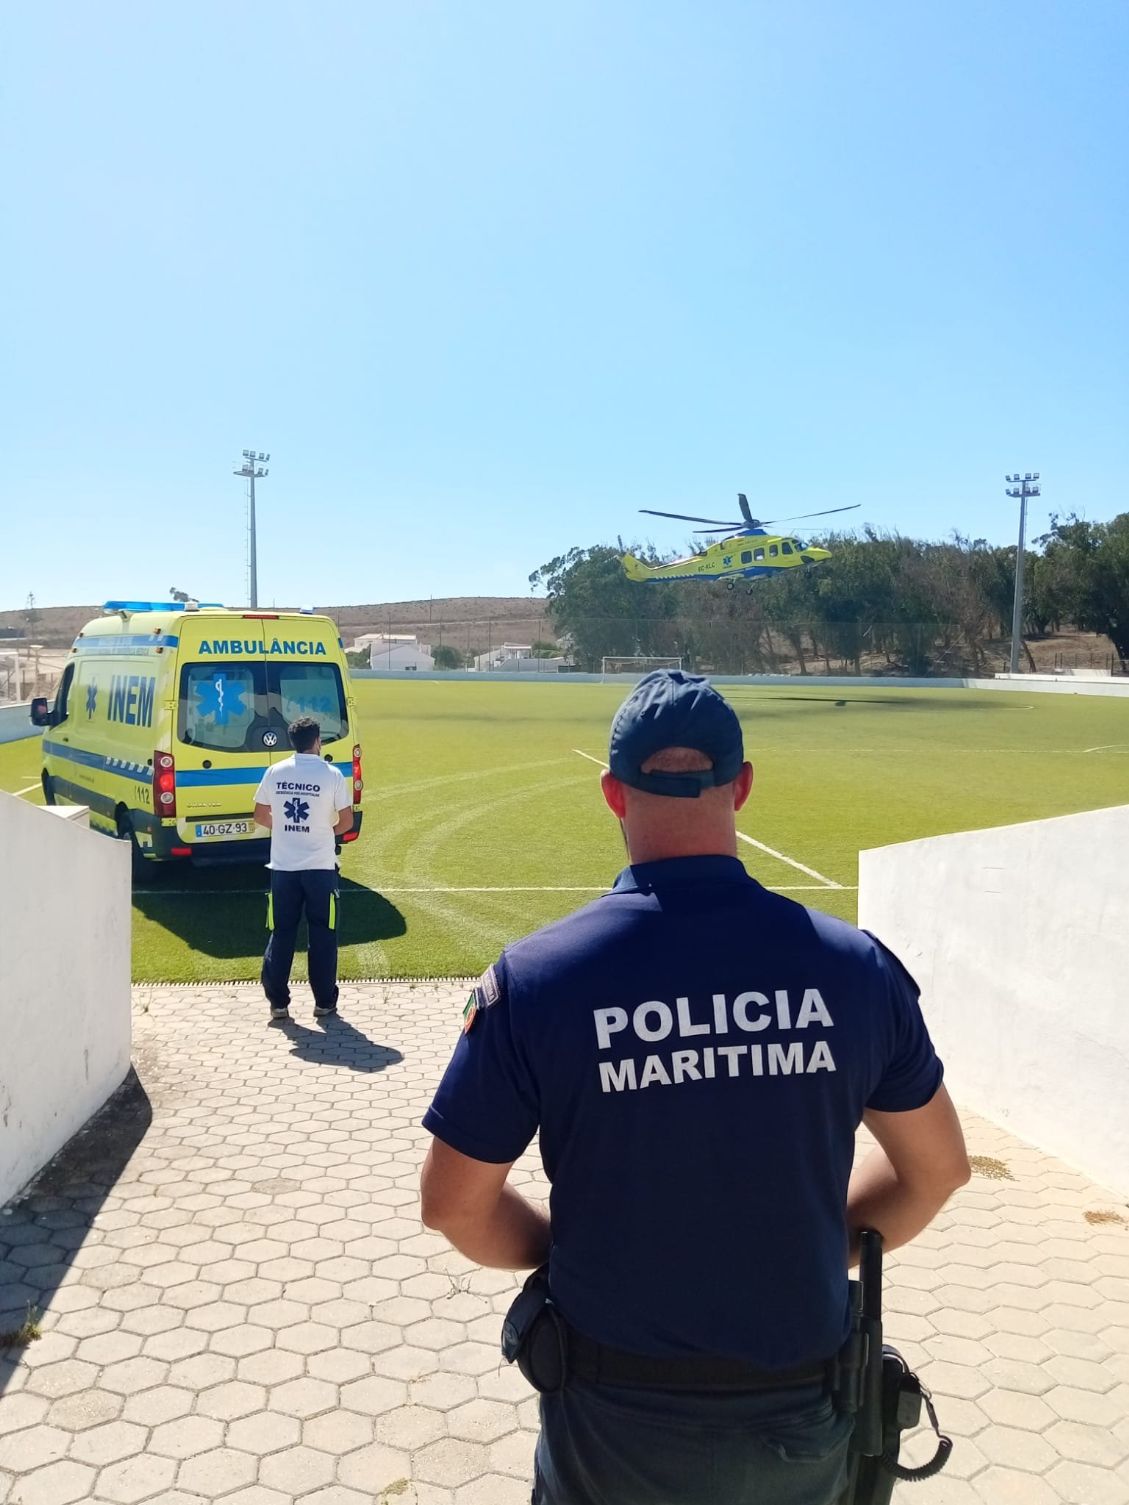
[262,730,279,748]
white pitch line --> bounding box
[147,883,857,897]
[570,749,844,890]
[14,783,40,798]
[1084,744,1126,753]
[735,832,843,888]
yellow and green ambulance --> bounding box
[31,601,364,879]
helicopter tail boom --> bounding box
[621,553,652,582]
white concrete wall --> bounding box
[0,793,132,1207]
[859,805,1129,1196]
[0,703,39,743]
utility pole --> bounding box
[234,450,270,607]
[1005,472,1041,675]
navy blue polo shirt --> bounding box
[423,855,942,1370]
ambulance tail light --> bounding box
[352,745,363,805]
[154,751,177,819]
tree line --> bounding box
[529,513,1129,676]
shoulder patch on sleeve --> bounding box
[477,964,502,1008]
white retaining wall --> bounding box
[859,805,1129,1196]
[0,793,132,1207]
[0,703,38,743]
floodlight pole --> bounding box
[234,450,270,607]
[1005,472,1041,675]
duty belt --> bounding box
[502,1268,831,1395]
[566,1325,832,1393]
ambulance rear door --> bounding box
[171,617,278,847]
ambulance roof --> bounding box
[75,605,335,639]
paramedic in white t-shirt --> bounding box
[254,716,353,1023]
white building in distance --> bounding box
[472,642,566,673]
[363,634,435,671]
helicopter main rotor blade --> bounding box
[640,509,744,525]
[752,504,862,526]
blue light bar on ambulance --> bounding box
[103,600,225,612]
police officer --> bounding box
[420,671,969,1505]
[254,716,353,1023]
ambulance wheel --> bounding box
[41,772,57,805]
[117,810,154,884]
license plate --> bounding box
[193,820,254,839]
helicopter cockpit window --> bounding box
[769,544,779,558]
[753,547,765,561]
[781,541,793,555]
[740,550,753,564]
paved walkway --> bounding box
[0,982,1127,1505]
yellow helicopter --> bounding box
[622,494,859,589]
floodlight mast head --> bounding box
[233,445,271,608]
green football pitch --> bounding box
[2,680,1125,983]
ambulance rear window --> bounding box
[177,661,348,753]
[277,665,347,742]
[180,665,259,751]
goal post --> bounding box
[600,655,683,683]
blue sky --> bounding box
[3,1,1127,610]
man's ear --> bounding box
[732,761,754,812]
[601,769,628,819]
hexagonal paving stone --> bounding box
[307,1347,372,1384]
[120,1385,194,1427]
[45,1390,122,1432]
[226,1410,303,1456]
[447,1398,521,1444]
[68,1419,147,1467]
[454,1474,533,1505]
[300,1490,375,1505]
[96,1450,178,1503]
[166,1352,236,1389]
[414,1438,492,1488]
[490,1428,536,1479]
[1045,1385,1127,1426]
[196,1379,267,1421]
[302,1409,375,1454]
[177,1445,259,1495]
[148,1413,226,1458]
[0,1424,70,1471]
[268,1375,338,1418]
[971,1466,1066,1504]
[24,1359,98,1399]
[259,1443,337,1493]
[1048,1458,1129,1504]
[0,1391,50,1435]
[7,1457,95,1505]
[337,1441,412,1493]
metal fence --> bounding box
[388,618,1124,679]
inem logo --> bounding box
[108,674,155,728]
[197,639,328,656]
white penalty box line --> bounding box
[572,749,845,891]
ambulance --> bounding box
[31,601,364,879]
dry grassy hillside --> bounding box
[0,597,553,649]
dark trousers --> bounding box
[262,868,340,1012]
[534,1379,852,1505]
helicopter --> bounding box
[621,494,860,589]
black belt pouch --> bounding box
[501,1265,568,1393]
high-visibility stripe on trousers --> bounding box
[261,868,340,1013]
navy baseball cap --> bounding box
[608,670,745,798]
